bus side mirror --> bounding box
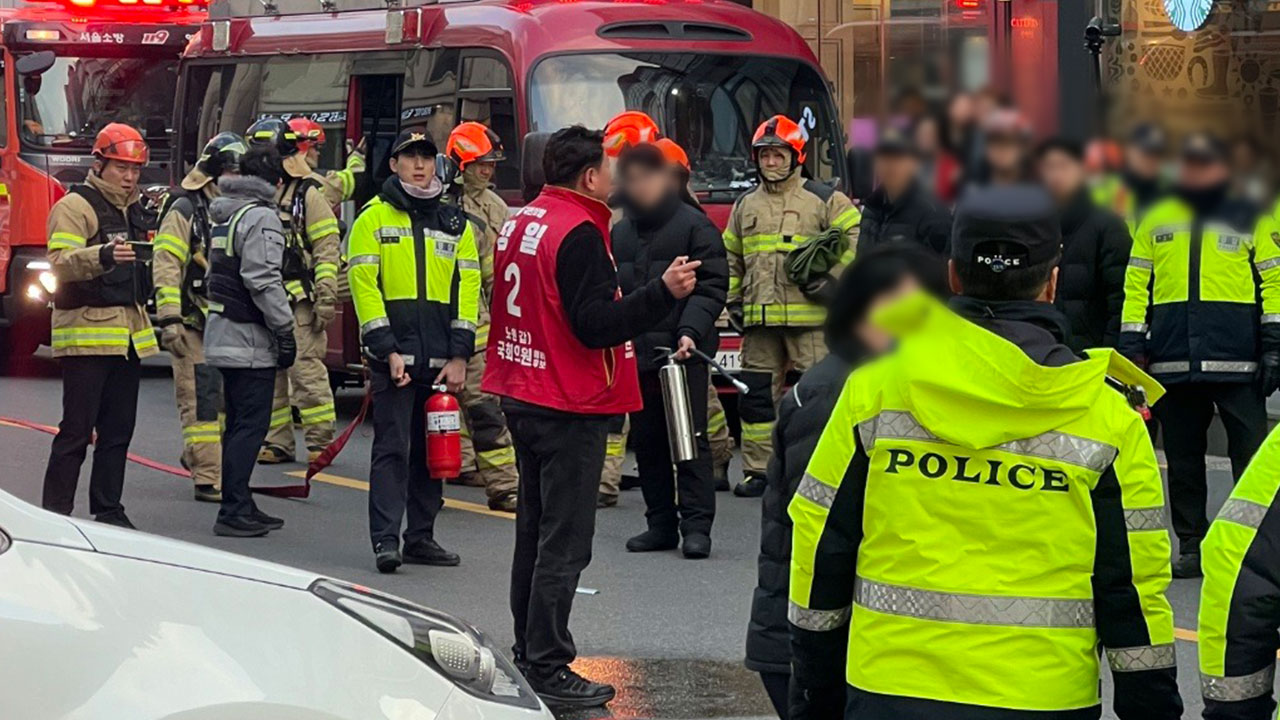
[521,131,551,203]
[16,51,55,78]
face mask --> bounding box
[462,166,488,192]
[403,175,443,200]
[761,165,793,183]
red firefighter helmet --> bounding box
[446,122,506,170]
[654,138,691,173]
[752,115,806,165]
[93,123,149,165]
[288,117,326,153]
[603,111,661,158]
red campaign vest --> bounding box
[481,186,642,414]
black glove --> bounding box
[726,302,745,334]
[275,329,297,370]
[1259,351,1280,397]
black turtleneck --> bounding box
[950,295,1079,367]
[1175,180,1229,216]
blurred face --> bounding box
[986,136,1025,176]
[1038,149,1086,204]
[97,159,143,193]
[621,161,672,210]
[304,144,320,168]
[1125,145,1162,180]
[948,94,974,129]
[874,152,919,197]
[1178,158,1230,190]
[914,118,940,155]
[1232,142,1258,174]
[852,275,920,355]
[389,148,434,188]
[757,146,792,176]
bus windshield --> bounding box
[529,53,843,194]
[19,55,179,152]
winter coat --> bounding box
[1053,188,1133,352]
[203,175,294,369]
[745,351,853,674]
[855,180,952,255]
[614,193,729,372]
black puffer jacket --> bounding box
[614,193,729,371]
[855,179,952,255]
[1053,188,1132,352]
[745,351,853,675]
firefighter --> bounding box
[1092,123,1169,234]
[725,115,860,498]
[41,123,158,528]
[789,185,1182,720]
[246,118,341,465]
[1120,132,1280,579]
[1198,423,1280,720]
[153,132,248,504]
[287,117,365,207]
[348,128,480,573]
[444,121,519,512]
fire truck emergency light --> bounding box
[32,0,210,9]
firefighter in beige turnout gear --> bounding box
[246,119,341,464]
[153,132,248,502]
[288,117,365,209]
[725,115,860,497]
[446,121,519,512]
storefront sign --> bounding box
[1163,0,1214,31]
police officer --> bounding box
[444,121,519,512]
[725,114,860,497]
[789,185,1182,720]
[856,126,951,255]
[153,132,248,503]
[41,123,158,528]
[1092,123,1168,234]
[1120,132,1280,578]
[348,128,480,573]
[247,118,342,464]
[1198,423,1280,720]
[287,117,365,208]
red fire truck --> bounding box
[0,0,207,371]
[176,0,845,394]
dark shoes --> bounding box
[194,485,222,503]
[528,666,616,708]
[626,527,679,553]
[95,512,136,530]
[597,493,618,509]
[682,533,711,559]
[214,515,270,537]
[733,474,767,498]
[713,464,731,492]
[256,445,292,464]
[1172,552,1202,579]
[404,538,461,566]
[252,508,285,530]
[489,493,518,513]
[375,543,403,574]
[620,473,642,491]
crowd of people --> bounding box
[29,88,1280,717]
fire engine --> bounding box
[0,0,207,372]
[177,0,845,410]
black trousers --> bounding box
[43,353,142,518]
[1155,381,1267,553]
[218,367,276,521]
[759,671,791,720]
[507,407,608,677]
[632,367,715,536]
[368,369,443,550]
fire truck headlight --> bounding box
[25,283,44,302]
[38,271,57,294]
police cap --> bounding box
[1181,131,1227,164]
[875,125,916,156]
[391,127,438,158]
[1128,123,1168,155]
[951,185,1061,275]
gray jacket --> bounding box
[203,175,294,369]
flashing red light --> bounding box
[33,0,209,10]
[956,0,981,8]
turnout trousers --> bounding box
[458,350,518,502]
[169,325,222,490]
[738,326,826,477]
[506,405,609,678]
[42,352,142,518]
[1154,381,1267,553]
[264,301,335,457]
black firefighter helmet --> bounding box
[198,132,249,178]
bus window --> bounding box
[458,51,519,191]
[529,53,844,197]
[403,48,458,153]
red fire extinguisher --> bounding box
[425,386,462,479]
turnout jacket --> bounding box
[46,172,158,359]
[459,176,510,352]
[789,294,1180,720]
[1199,423,1280,720]
[274,173,341,305]
[153,168,218,330]
[725,171,860,327]
[1055,188,1133,352]
[347,176,481,367]
[855,180,952,255]
[1119,187,1280,385]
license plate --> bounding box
[715,350,740,373]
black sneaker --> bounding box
[252,509,285,530]
[403,538,461,566]
[95,512,136,530]
[682,532,711,559]
[194,485,222,503]
[488,493,518,513]
[1172,552,1202,579]
[529,666,616,708]
[375,543,402,574]
[626,527,679,553]
[597,493,618,509]
[713,464,731,492]
[213,515,270,538]
[733,474,767,498]
[620,473,641,491]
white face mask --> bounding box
[402,175,443,199]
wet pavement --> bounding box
[558,658,773,719]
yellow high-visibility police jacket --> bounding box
[1199,422,1280,720]
[789,294,1181,718]
[347,178,480,366]
[1120,195,1280,384]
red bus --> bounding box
[176,0,846,386]
[0,0,206,371]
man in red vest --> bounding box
[483,125,699,707]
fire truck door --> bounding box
[346,74,403,210]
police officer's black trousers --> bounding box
[368,368,443,551]
[1155,381,1267,554]
[632,367,715,537]
[506,405,608,678]
[42,352,141,518]
[218,367,275,521]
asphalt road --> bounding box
[0,352,1243,719]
